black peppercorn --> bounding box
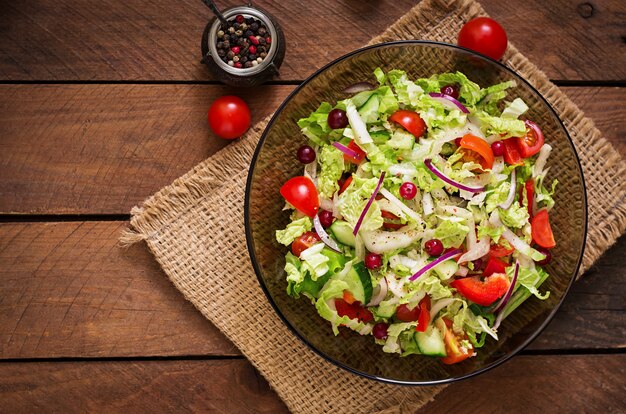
[248,54,257,60]
[230,34,238,43]
[223,40,230,49]
[244,61,253,68]
[217,49,226,57]
[258,27,267,36]
[217,41,224,49]
[257,46,266,53]
[237,37,245,46]
[227,51,235,59]
[259,52,267,58]
[240,56,248,63]
[246,17,254,25]
[245,30,253,38]
[258,37,266,45]
[250,22,259,31]
[233,22,240,30]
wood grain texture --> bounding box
[0,85,623,215]
[0,221,624,359]
[0,221,238,358]
[0,0,624,81]
[0,359,289,413]
[0,356,622,413]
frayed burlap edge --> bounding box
[120,0,626,412]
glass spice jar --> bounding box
[201,5,285,87]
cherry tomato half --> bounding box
[439,318,474,364]
[338,175,353,194]
[459,134,494,169]
[450,273,510,306]
[207,96,251,139]
[458,17,508,61]
[389,110,427,139]
[343,140,366,165]
[502,138,523,165]
[280,176,319,218]
[291,231,320,257]
[516,120,545,158]
[531,209,556,249]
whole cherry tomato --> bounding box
[280,176,319,218]
[207,96,251,139]
[458,17,508,61]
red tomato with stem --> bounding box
[450,273,510,306]
[458,17,508,61]
[389,110,427,139]
[532,209,556,248]
[280,176,319,218]
[207,96,251,139]
[291,231,320,257]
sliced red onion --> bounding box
[424,159,485,193]
[353,171,386,236]
[428,92,470,114]
[313,215,341,253]
[498,169,517,209]
[492,261,520,330]
[343,82,376,94]
[409,248,462,281]
[332,141,360,159]
[366,277,388,307]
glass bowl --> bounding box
[244,41,587,385]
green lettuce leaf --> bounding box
[275,217,313,246]
[411,273,455,300]
[436,72,482,106]
[297,102,333,144]
[387,129,415,149]
[498,202,530,229]
[477,221,503,243]
[501,98,529,119]
[315,278,371,335]
[285,252,306,297]
[434,216,469,248]
[317,145,345,198]
[536,178,558,211]
[338,176,384,232]
[476,111,527,137]
[382,322,417,353]
[509,265,550,301]
[485,180,512,213]
[299,243,330,278]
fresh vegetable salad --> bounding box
[275,68,557,364]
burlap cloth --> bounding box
[120,0,626,412]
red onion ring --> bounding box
[353,171,386,236]
[424,159,484,193]
[428,92,470,114]
[332,141,359,159]
[409,248,462,281]
[313,215,341,253]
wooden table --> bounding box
[0,0,624,412]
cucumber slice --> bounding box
[415,326,447,357]
[358,95,380,123]
[370,131,390,145]
[341,261,373,304]
[330,220,356,247]
[433,259,458,280]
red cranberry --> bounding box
[440,84,460,99]
[296,145,316,164]
[399,182,418,200]
[365,252,382,270]
[534,246,552,266]
[454,137,462,147]
[327,109,349,129]
[373,322,389,340]
[318,210,334,228]
[491,140,505,157]
[424,239,444,256]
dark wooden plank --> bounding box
[0,221,624,359]
[0,0,624,81]
[0,85,623,215]
[0,84,292,214]
[0,356,622,413]
[418,355,626,413]
[0,359,289,413]
[0,221,239,358]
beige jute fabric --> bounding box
[120,0,626,412]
